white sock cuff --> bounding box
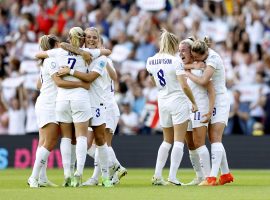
[97,143,107,149]
[161,141,172,150]
[76,136,87,142]
[40,146,50,154]
[196,145,208,153]
[189,150,197,155]
[61,137,72,142]
[87,145,96,158]
[211,143,223,151]
[173,141,184,149]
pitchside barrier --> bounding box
[0,135,269,169]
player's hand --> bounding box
[200,112,211,123]
[57,66,70,76]
[191,104,198,113]
[82,52,92,65]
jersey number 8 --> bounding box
[157,69,166,87]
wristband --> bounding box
[70,69,75,75]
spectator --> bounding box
[119,101,139,135]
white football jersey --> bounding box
[146,53,186,100]
[187,69,208,106]
[87,55,108,107]
[38,57,59,103]
[47,48,100,101]
[205,49,227,94]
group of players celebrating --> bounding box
[148,29,233,186]
[28,26,126,188]
[28,26,233,188]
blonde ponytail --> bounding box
[159,28,179,55]
[69,27,85,48]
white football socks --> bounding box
[154,141,172,178]
[196,145,211,178]
[91,150,101,180]
[189,150,204,179]
[70,144,76,175]
[108,146,121,167]
[220,143,230,174]
[96,144,109,179]
[75,136,87,175]
[210,142,223,177]
[87,144,96,159]
[60,138,72,178]
[31,146,50,180]
[39,159,48,182]
[169,141,184,181]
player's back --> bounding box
[146,53,185,100]
[47,48,89,101]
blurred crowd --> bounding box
[0,0,270,136]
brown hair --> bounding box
[39,34,60,65]
[39,35,60,51]
[191,36,210,55]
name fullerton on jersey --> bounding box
[148,58,172,65]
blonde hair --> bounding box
[159,28,179,55]
[69,27,85,48]
[180,36,196,49]
[84,27,101,46]
[191,36,210,55]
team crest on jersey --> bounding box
[50,62,56,69]
[99,61,106,68]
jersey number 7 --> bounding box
[68,58,76,69]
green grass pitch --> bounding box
[0,168,269,200]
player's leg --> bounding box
[38,123,59,187]
[72,121,89,187]
[87,129,95,159]
[70,127,77,176]
[60,122,73,187]
[193,126,211,179]
[92,124,112,187]
[105,128,127,184]
[82,130,100,186]
[184,130,205,185]
[28,128,48,188]
[152,126,173,185]
[167,121,188,185]
[208,122,233,185]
